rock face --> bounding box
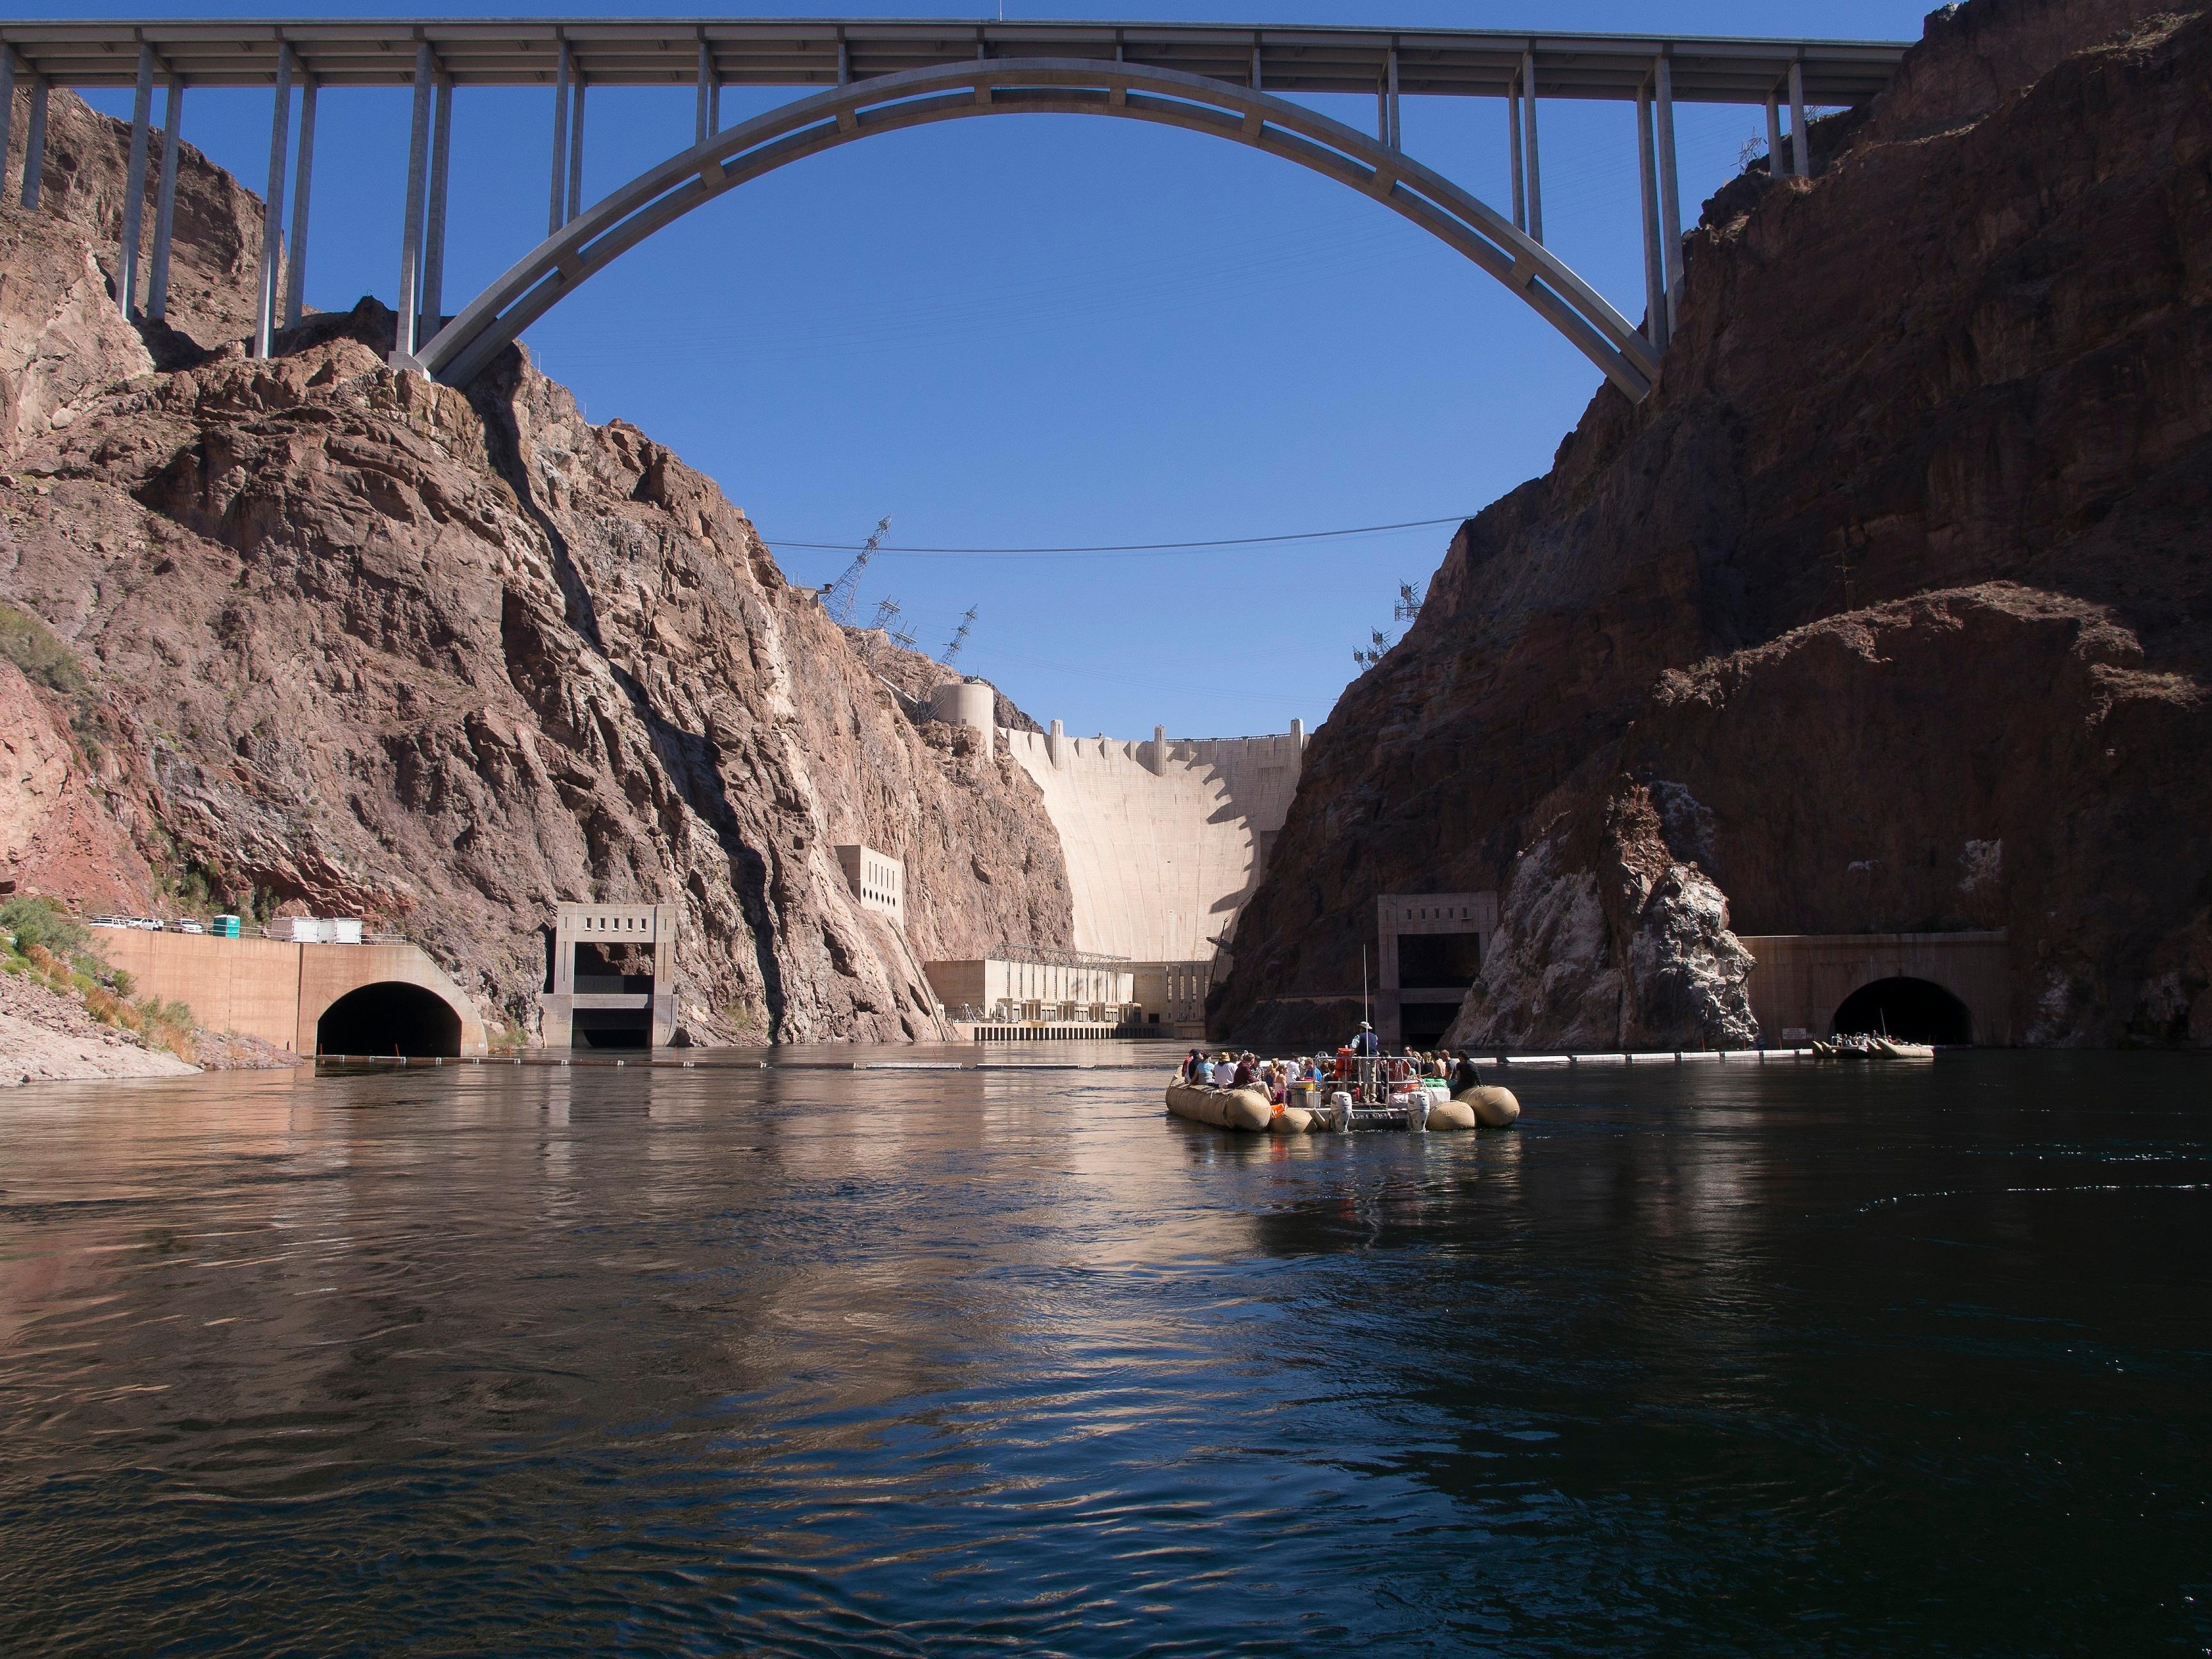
[0,652,159,916]
[1,84,266,435]
[1220,0,2212,1049]
[1447,780,1757,1054]
[0,108,1073,1045]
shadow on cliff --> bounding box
[1217,0,2212,1051]
[448,340,795,1034]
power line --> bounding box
[767,513,1473,559]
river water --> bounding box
[0,1047,2206,1655]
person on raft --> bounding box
[1180,1049,1205,1083]
[1450,1051,1484,1093]
[1349,1021,1382,1098]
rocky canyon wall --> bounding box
[1221,0,2212,1050]
[0,94,1073,1045]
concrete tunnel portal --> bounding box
[1832,976,1974,1046]
[316,981,465,1058]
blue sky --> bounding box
[69,2,1936,737]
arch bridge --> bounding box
[3,18,1907,399]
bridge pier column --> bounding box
[1635,77,1667,353]
[394,42,433,366]
[421,70,453,338]
[1507,75,1523,232]
[282,78,316,328]
[252,42,294,358]
[1385,45,1400,149]
[117,44,155,318]
[0,47,14,202]
[19,74,48,210]
[1655,54,1683,335]
[148,76,183,320]
[547,38,572,235]
[6,55,48,212]
[1519,51,1543,244]
[1766,86,1784,181]
[566,79,587,225]
[696,38,718,142]
[1788,60,1809,178]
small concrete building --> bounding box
[929,679,996,758]
[1128,959,1213,1038]
[540,901,678,1050]
[834,843,905,927]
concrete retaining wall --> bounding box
[88,929,488,1055]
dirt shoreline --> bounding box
[0,966,307,1086]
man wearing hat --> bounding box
[1350,1020,1381,1098]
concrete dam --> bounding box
[929,682,1305,965]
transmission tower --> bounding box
[1393,581,1425,623]
[889,620,918,653]
[823,516,891,625]
[940,605,979,665]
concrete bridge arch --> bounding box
[416,56,1658,397]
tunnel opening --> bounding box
[1399,1006,1457,1048]
[1832,977,1972,1045]
[572,1007,652,1050]
[570,940,656,995]
[316,981,463,1057]
[1399,933,1482,991]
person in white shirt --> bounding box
[1210,1055,1237,1086]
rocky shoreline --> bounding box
[0,969,195,1086]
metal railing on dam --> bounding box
[1,17,1909,397]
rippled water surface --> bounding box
[1,1048,2208,1655]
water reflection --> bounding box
[0,1048,2206,1655]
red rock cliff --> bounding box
[0,93,1073,1044]
[1221,0,2212,1049]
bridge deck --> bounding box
[4,18,1907,105]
